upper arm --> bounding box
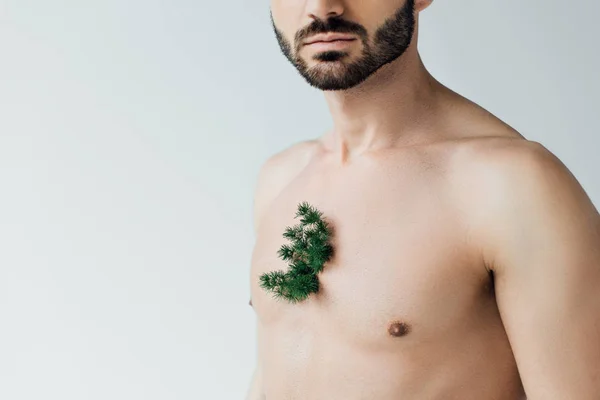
[476,140,600,399]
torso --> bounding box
[250,97,528,399]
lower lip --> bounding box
[306,39,356,51]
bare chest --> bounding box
[250,155,490,349]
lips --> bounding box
[311,39,355,44]
[304,34,356,45]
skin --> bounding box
[246,1,600,399]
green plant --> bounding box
[259,201,334,303]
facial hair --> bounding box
[270,0,416,91]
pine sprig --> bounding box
[259,202,333,303]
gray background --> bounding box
[0,0,598,399]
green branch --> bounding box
[259,201,334,303]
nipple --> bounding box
[388,321,411,337]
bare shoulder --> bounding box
[252,139,321,233]
[451,136,551,177]
[455,136,582,195]
[440,91,581,191]
[452,136,600,268]
[442,136,549,199]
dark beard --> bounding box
[271,0,416,91]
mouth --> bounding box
[305,38,356,51]
[308,38,356,44]
[304,34,357,45]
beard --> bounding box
[271,0,416,91]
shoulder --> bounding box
[458,136,582,203]
[450,136,570,192]
[443,136,551,211]
[454,136,599,269]
[256,139,319,187]
[462,135,555,166]
[252,139,321,233]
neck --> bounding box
[321,48,444,163]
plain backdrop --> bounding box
[0,1,598,399]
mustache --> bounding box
[298,16,367,42]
